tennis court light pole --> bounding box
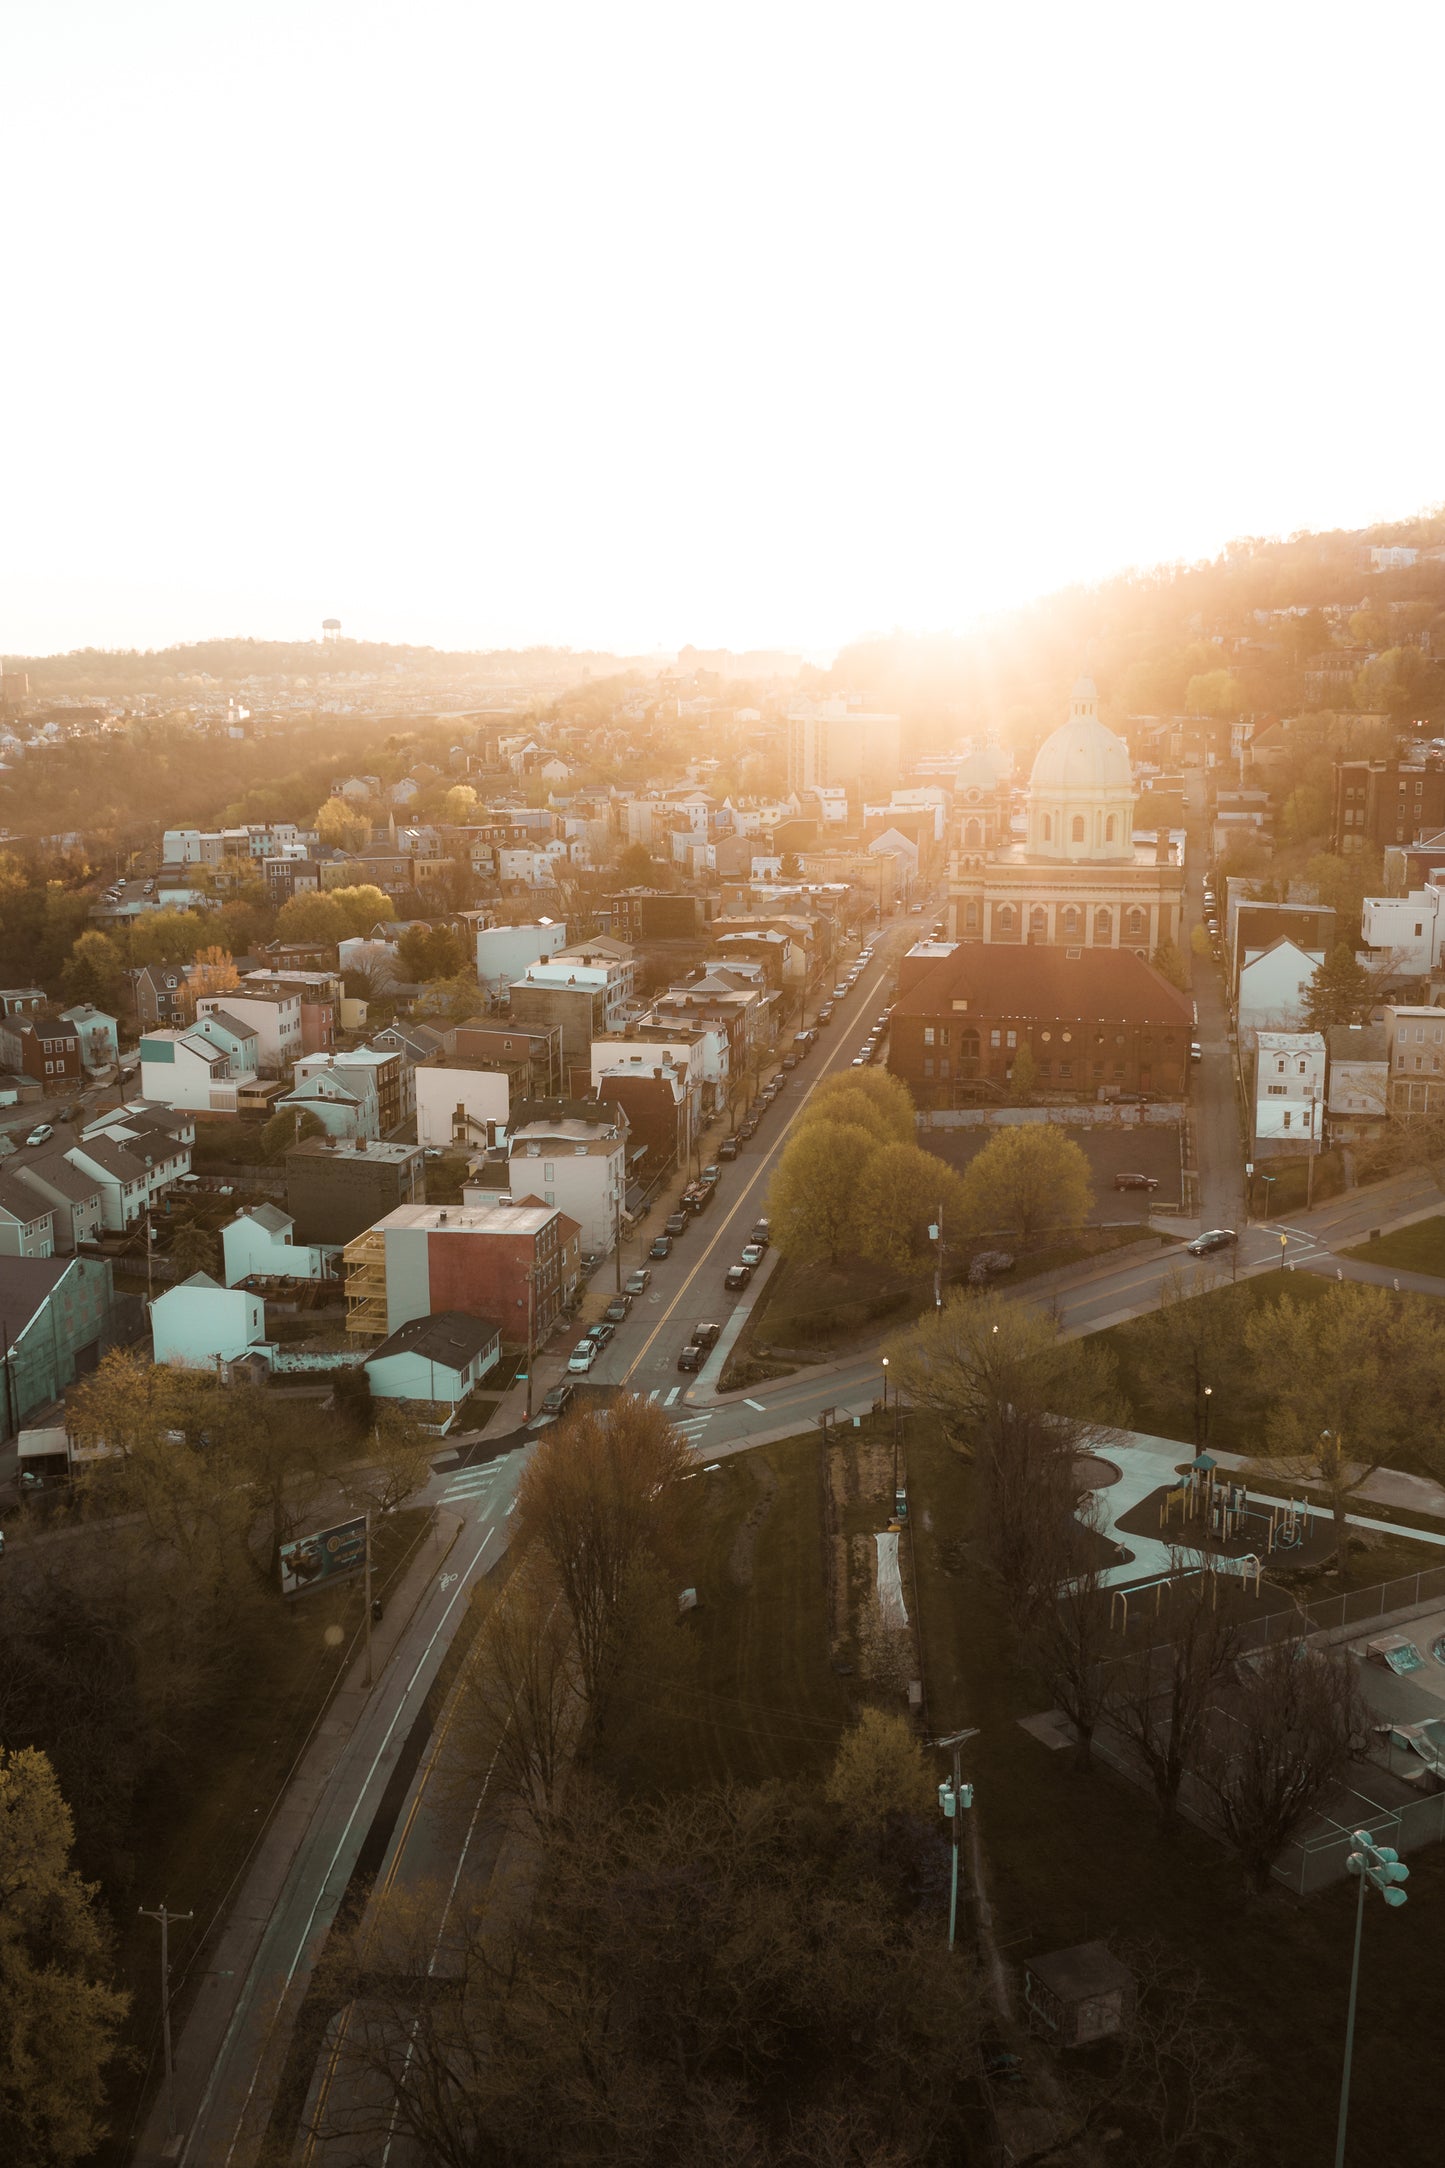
[1335,1830,1409,2168]
[929,1727,979,1949]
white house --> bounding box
[1326,1023,1389,1139]
[151,1273,266,1370]
[1236,938,1319,1047]
[1360,887,1443,981]
[364,1310,502,1407]
[196,986,302,1075]
[415,1063,510,1150]
[496,1109,628,1254]
[60,1004,120,1071]
[275,1067,378,1140]
[525,950,634,1035]
[139,1018,253,1113]
[221,1202,333,1287]
[1254,1030,1326,1158]
[475,920,568,993]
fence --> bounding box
[1235,1564,1445,1654]
[922,1104,1184,1130]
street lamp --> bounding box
[881,1355,889,1412]
[1336,1830,1409,2168]
[1202,1385,1212,1447]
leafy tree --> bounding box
[328,884,396,939]
[806,1064,915,1143]
[440,783,479,824]
[1007,1040,1036,1100]
[167,1219,220,1282]
[615,842,655,885]
[178,944,240,1020]
[1244,1283,1445,1569]
[126,907,209,969]
[396,923,466,981]
[1184,669,1243,716]
[0,1747,130,2167]
[855,1141,969,1270]
[1150,940,1190,992]
[1304,942,1369,1032]
[1190,922,1211,959]
[314,797,372,852]
[417,969,485,1024]
[260,1106,325,1161]
[824,1708,936,1827]
[795,1084,898,1152]
[1279,780,1331,846]
[1128,1265,1243,1445]
[1305,848,1382,937]
[958,1122,1093,1243]
[60,930,126,1011]
[778,850,804,880]
[767,1120,875,1265]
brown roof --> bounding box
[894,945,1192,1028]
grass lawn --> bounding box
[1342,1213,1445,1278]
[103,1506,434,2160]
[1252,1145,1346,1211]
[904,1421,1445,2168]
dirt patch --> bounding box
[1073,1453,1122,1490]
[727,1457,779,1589]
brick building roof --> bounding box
[893,945,1192,1027]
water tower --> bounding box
[322,618,341,645]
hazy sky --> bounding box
[3,2,1441,659]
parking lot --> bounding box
[921,1118,1181,1221]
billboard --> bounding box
[279,1515,368,1599]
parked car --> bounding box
[724,1263,752,1291]
[567,1340,599,1373]
[968,1250,1016,1284]
[1113,1172,1159,1191]
[1190,1042,1203,1063]
[718,1137,739,1160]
[539,1381,575,1419]
[24,1125,53,1147]
[833,984,849,1000]
[875,1015,890,1031]
[851,1055,867,1066]
[781,1054,797,1071]
[677,1342,705,1372]
[739,1119,758,1139]
[817,1002,835,1023]
[625,1268,652,1295]
[690,1321,722,1349]
[604,1295,632,1322]
[585,1320,616,1347]
[649,1234,673,1260]
[749,1220,771,1248]
[682,1186,708,1215]
[700,1164,722,1187]
[740,1242,765,1267]
[664,1211,690,1237]
[1187,1228,1238,1256]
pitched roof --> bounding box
[369,1309,500,1370]
[1327,1024,1387,1061]
[892,944,1193,1028]
[0,1256,72,1335]
[237,1202,293,1234]
[15,1154,103,1205]
[202,1010,259,1040]
[0,1175,52,1228]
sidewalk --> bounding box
[132,1507,464,2167]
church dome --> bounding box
[954,741,1012,795]
[1028,677,1133,797]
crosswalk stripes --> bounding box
[664,1385,681,1406]
[647,1388,661,1403]
[439,1464,504,1506]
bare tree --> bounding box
[341,1408,437,1518]
[1107,1564,1247,1832]
[445,1558,582,1837]
[1112,1939,1254,2167]
[513,1394,693,1705]
[1191,1637,1367,1894]
[1022,1488,1118,1773]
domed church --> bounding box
[947,678,1183,955]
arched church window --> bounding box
[1126,906,1145,936]
[1043,814,1052,841]
[964,900,979,928]
[1071,815,1085,843]
[964,818,982,848]
[1062,905,1081,936]
[1105,814,1117,842]
[996,904,1015,930]
[1094,907,1112,941]
[1029,905,1047,938]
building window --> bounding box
[1030,906,1047,939]
[960,1030,980,1059]
[964,900,979,929]
[923,1027,935,1046]
[1283,1112,1292,1128]
[1071,815,1085,843]
[1062,907,1081,937]
[923,1057,934,1079]
[1095,908,1112,941]
[996,905,1015,931]
[1043,814,1052,841]
[990,1029,1001,1048]
[1105,814,1117,842]
[939,1057,950,1078]
[1006,1029,1017,1049]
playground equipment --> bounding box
[1159,1456,1312,1556]
[1109,1552,1262,1630]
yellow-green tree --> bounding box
[855,1142,969,1270]
[314,797,372,852]
[0,1746,129,2167]
[767,1120,875,1265]
[805,1064,915,1143]
[958,1123,1093,1244]
[824,1709,936,1828]
[126,908,209,969]
[60,930,127,1011]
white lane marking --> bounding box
[647,1388,661,1403]
[664,1386,681,1406]
[744,1398,767,1412]
[505,1499,517,1516]
[202,1522,505,2167]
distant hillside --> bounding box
[0,637,643,696]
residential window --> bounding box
[1267,1084,1287,1096]
[1006,1029,1017,1049]
[990,1029,1001,1049]
[939,1057,950,1078]
[923,1027,935,1046]
[1071,815,1085,842]
[1283,1112,1292,1128]
[923,1057,934,1079]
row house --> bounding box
[342,1197,580,1348]
[197,985,302,1075]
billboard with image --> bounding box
[279,1514,368,1598]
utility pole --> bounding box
[139,1902,193,2139]
[929,1728,979,1950]
[931,1206,946,1309]
[524,1262,536,1423]
[614,1160,623,1294]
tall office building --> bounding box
[786,697,902,799]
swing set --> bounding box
[1159,1454,1312,1556]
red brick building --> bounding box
[344,1197,581,1346]
[0,1014,82,1084]
[887,944,1191,1107]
